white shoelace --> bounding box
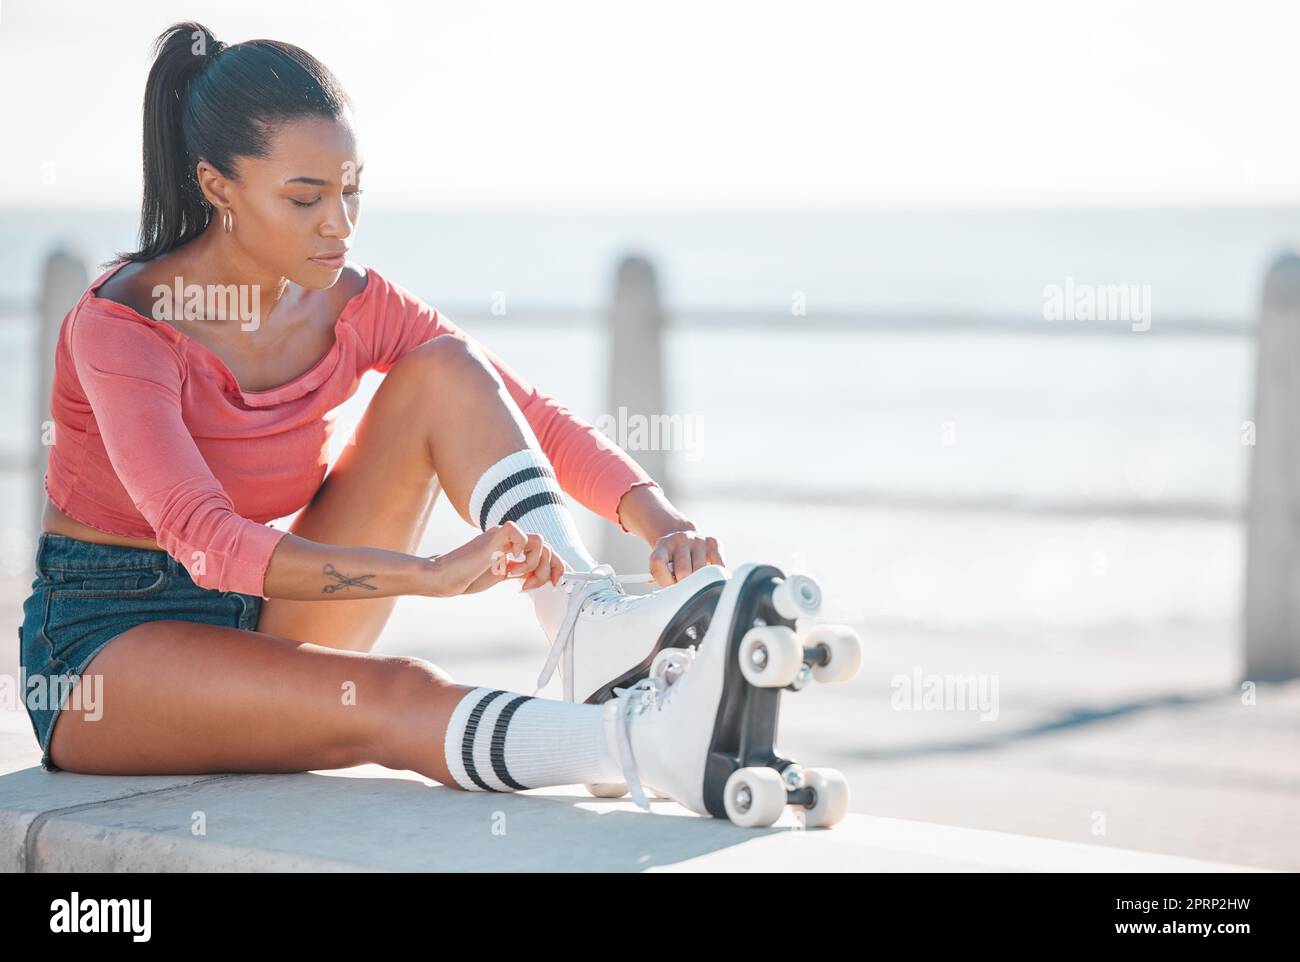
[610,645,699,810]
[530,566,658,697]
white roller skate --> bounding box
[603,561,863,828]
[528,561,730,799]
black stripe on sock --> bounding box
[478,464,558,530]
[489,695,535,790]
[462,689,509,791]
[499,491,564,527]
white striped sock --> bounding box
[467,448,598,573]
[441,687,622,791]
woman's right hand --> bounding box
[422,522,564,598]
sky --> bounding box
[1,0,1298,209]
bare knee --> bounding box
[382,334,499,443]
[390,333,491,385]
[379,656,457,706]
[364,656,458,770]
[402,655,455,687]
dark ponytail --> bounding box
[109,21,351,267]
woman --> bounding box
[18,21,738,815]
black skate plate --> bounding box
[701,564,803,820]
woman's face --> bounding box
[202,112,363,289]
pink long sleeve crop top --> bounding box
[43,260,659,598]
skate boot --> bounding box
[604,561,862,827]
[530,562,729,704]
[529,561,730,799]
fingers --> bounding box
[483,524,564,591]
[648,545,675,587]
[649,532,727,586]
[483,523,726,596]
[671,542,692,584]
[497,521,529,558]
[651,537,696,586]
[508,531,545,585]
[483,523,532,581]
[690,539,708,574]
[521,550,565,591]
[519,542,554,591]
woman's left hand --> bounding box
[648,529,726,587]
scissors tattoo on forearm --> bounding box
[321,563,378,593]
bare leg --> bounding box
[47,617,479,784]
[256,334,542,652]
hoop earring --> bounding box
[222,208,233,233]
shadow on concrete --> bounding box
[849,684,1251,761]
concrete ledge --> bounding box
[0,725,1262,872]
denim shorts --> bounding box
[17,532,264,772]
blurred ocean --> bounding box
[1,207,1298,319]
[0,206,1289,645]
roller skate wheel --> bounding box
[739,625,803,688]
[772,573,823,620]
[802,768,850,827]
[585,781,629,799]
[802,623,863,684]
[649,647,691,686]
[723,767,788,827]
